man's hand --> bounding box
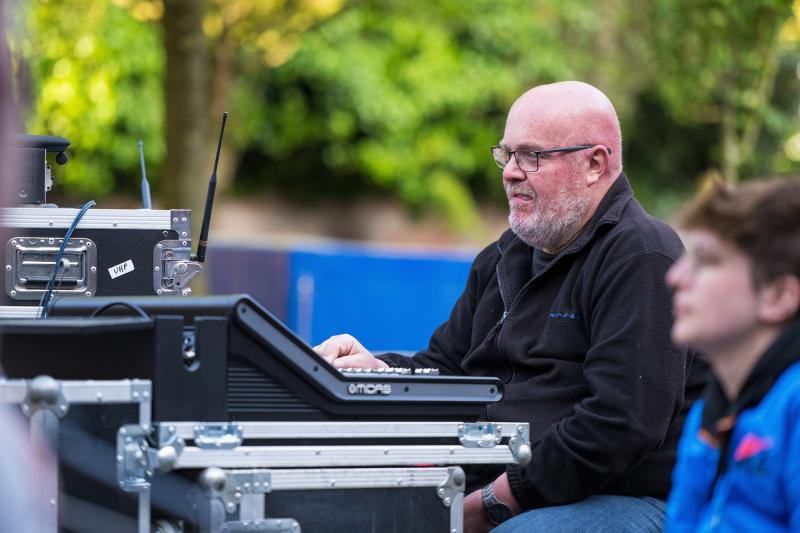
[313,334,389,369]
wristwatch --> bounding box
[481,482,514,525]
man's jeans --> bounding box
[491,495,666,533]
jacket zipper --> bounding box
[495,283,532,350]
[492,267,533,351]
[476,269,509,352]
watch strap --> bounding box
[481,482,514,525]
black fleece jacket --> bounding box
[380,174,708,510]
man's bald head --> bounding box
[507,81,623,178]
[500,81,625,252]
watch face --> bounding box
[487,503,514,525]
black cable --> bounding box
[39,201,95,316]
[88,301,149,319]
[43,259,70,317]
[39,200,96,318]
[38,261,64,317]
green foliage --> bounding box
[647,0,798,181]
[231,0,601,230]
[15,0,163,198]
[621,91,719,218]
[650,0,787,117]
[12,0,800,230]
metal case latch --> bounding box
[117,423,184,491]
[153,240,202,296]
[194,423,244,449]
[457,423,502,448]
[221,519,300,533]
[6,236,97,300]
[117,424,154,492]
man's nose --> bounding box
[503,154,526,182]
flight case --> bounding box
[131,420,532,532]
[0,207,202,305]
[0,378,531,532]
[0,376,153,533]
[182,466,465,533]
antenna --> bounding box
[194,112,227,263]
[138,139,152,209]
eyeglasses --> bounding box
[491,144,612,173]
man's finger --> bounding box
[312,339,338,364]
[312,339,328,353]
[313,335,360,364]
[332,353,372,369]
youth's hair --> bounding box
[677,176,800,285]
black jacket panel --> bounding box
[380,174,707,509]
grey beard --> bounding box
[508,191,592,251]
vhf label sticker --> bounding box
[109,259,135,279]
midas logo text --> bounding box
[347,383,392,395]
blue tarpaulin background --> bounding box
[207,242,475,352]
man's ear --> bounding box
[758,274,800,324]
[586,145,608,187]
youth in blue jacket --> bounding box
[665,177,800,532]
[668,349,800,532]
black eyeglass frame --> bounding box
[491,144,612,173]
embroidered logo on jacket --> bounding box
[734,433,773,463]
[549,312,582,321]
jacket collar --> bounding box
[698,319,800,484]
[560,172,634,257]
[701,318,800,435]
[494,172,634,306]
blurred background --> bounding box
[4,0,800,350]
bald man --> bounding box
[316,82,706,532]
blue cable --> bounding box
[39,200,96,318]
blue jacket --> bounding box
[666,361,800,532]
